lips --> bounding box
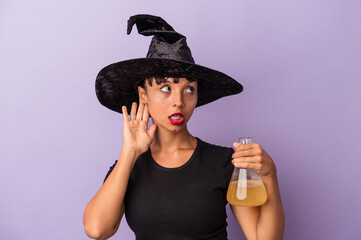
[168,112,185,125]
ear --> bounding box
[138,86,148,103]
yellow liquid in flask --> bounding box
[227,180,267,206]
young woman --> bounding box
[84,15,285,240]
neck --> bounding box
[150,125,196,153]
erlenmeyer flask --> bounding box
[226,137,267,206]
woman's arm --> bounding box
[83,149,140,239]
[83,102,157,239]
[230,172,285,240]
[230,143,285,240]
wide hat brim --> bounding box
[96,57,243,114]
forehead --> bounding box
[146,77,197,86]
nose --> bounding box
[172,90,184,108]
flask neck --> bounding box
[239,137,252,144]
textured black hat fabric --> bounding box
[96,14,243,114]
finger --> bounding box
[142,103,149,121]
[148,123,157,139]
[232,155,263,164]
[233,142,261,151]
[130,102,137,120]
[232,148,263,158]
[122,106,129,124]
[231,162,262,171]
[136,101,145,121]
[233,142,241,149]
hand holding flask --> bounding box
[226,137,267,206]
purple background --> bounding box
[1,0,360,239]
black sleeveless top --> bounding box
[104,137,235,240]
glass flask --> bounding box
[226,137,267,206]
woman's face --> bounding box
[138,77,198,132]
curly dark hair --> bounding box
[138,76,202,93]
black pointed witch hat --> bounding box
[95,14,243,114]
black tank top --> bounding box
[104,137,235,240]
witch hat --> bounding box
[96,14,243,114]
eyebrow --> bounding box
[162,80,196,84]
[155,78,197,88]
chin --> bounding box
[166,123,186,131]
[160,122,188,133]
[169,127,185,133]
[154,116,190,133]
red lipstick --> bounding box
[168,112,185,125]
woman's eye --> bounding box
[160,86,170,92]
[186,87,195,94]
